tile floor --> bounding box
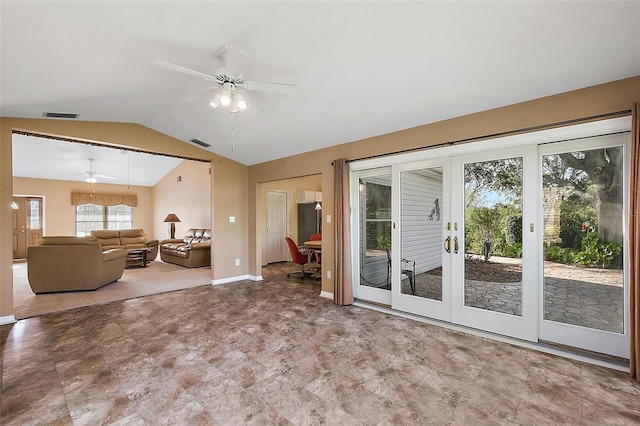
[1,263,639,425]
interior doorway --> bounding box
[12,196,43,259]
[259,175,322,268]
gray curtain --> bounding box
[333,158,353,305]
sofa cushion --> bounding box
[119,229,147,245]
[40,236,99,245]
[183,228,212,244]
[91,230,122,247]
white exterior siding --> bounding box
[400,170,443,274]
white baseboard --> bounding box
[211,275,263,285]
[0,315,16,325]
[319,291,333,300]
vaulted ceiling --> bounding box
[2,1,639,167]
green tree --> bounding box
[544,147,623,244]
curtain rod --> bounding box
[12,130,210,164]
[343,109,631,164]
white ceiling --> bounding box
[1,2,639,167]
[12,134,185,187]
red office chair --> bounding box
[285,237,320,278]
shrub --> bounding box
[548,245,575,264]
[503,242,523,258]
[559,194,596,249]
[574,230,622,268]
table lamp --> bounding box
[163,213,181,239]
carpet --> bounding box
[12,260,212,319]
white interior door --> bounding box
[265,191,287,263]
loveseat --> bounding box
[27,236,127,294]
[160,228,211,268]
[91,229,159,260]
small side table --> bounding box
[126,249,150,268]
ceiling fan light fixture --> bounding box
[85,175,97,184]
[219,83,234,106]
[219,94,231,106]
[236,91,248,110]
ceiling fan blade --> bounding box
[220,45,247,78]
[94,174,116,180]
[154,59,218,81]
[181,85,220,103]
[242,80,297,95]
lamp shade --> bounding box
[163,214,181,223]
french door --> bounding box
[538,134,628,358]
[351,120,629,358]
[392,158,452,322]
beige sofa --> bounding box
[91,229,159,260]
[160,228,211,268]
[27,236,127,294]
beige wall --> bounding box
[1,119,249,319]
[152,160,211,241]
[247,76,640,295]
[13,177,154,237]
[260,174,322,265]
[2,76,639,317]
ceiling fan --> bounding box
[154,45,296,112]
[73,158,116,183]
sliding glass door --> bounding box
[393,159,451,322]
[538,134,628,358]
[452,146,538,342]
[353,168,392,305]
[350,118,630,358]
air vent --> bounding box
[190,138,211,148]
[43,112,79,119]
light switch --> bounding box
[326,214,331,223]
[229,216,235,223]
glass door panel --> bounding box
[353,168,393,305]
[539,135,628,358]
[453,146,537,342]
[393,159,451,322]
[463,157,523,316]
[400,167,444,300]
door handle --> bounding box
[454,236,459,254]
[444,236,451,253]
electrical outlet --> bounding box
[327,270,332,279]
[235,259,240,266]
